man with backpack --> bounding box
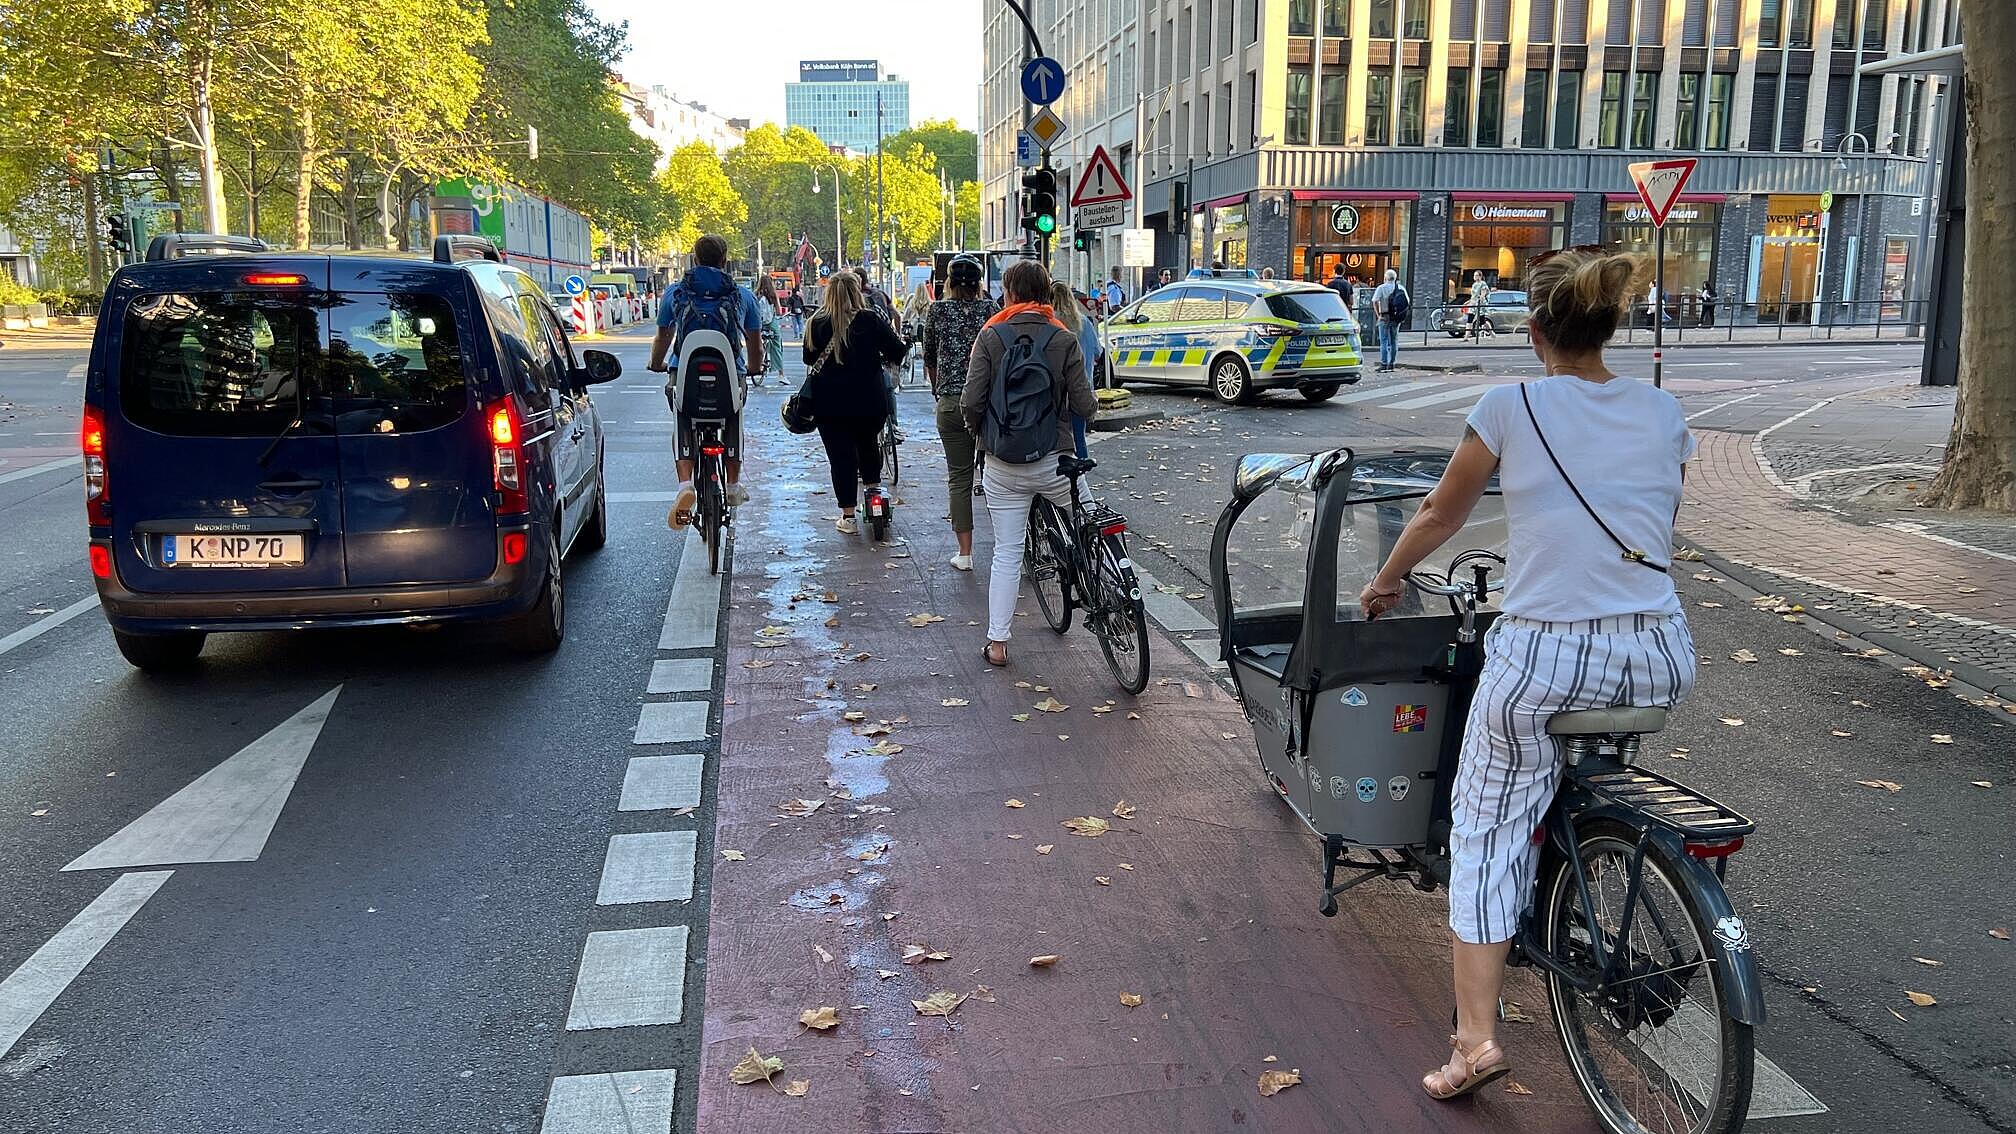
[647,234,764,528]
[1372,267,1410,372]
[960,260,1098,669]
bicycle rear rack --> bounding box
[1569,759,1755,843]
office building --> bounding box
[786,61,912,154]
[615,81,748,166]
[981,0,1960,324]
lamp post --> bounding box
[810,159,846,272]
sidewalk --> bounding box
[694,396,1597,1132]
[1681,424,2016,700]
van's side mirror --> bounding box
[579,348,622,385]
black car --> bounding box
[83,233,621,669]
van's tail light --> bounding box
[88,544,111,579]
[81,404,110,526]
[485,396,528,515]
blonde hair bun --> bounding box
[1528,247,1646,353]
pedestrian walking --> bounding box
[962,260,1097,668]
[922,254,997,571]
[1260,267,1276,281]
[1154,268,1175,291]
[1049,281,1098,459]
[802,272,910,535]
[1466,270,1493,342]
[1372,268,1409,371]
[1358,247,1695,1102]
[754,274,785,377]
[1698,281,1716,327]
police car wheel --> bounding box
[1210,356,1254,405]
[1297,383,1340,403]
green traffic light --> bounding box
[1035,214,1056,234]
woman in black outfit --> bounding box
[802,271,909,534]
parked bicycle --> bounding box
[1210,447,1760,1134]
[1023,454,1151,693]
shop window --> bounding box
[1604,200,1721,308]
[1477,69,1504,147]
[1289,0,1314,36]
[1320,72,1349,144]
[1676,73,1702,148]
[1398,67,1427,145]
[1286,67,1314,144]
[1630,72,1658,148]
[1599,71,1625,148]
[1705,73,1734,149]
[1522,70,1551,148]
[1404,0,1432,39]
[1553,70,1582,149]
[1366,72,1392,145]
[1369,0,1394,37]
[1445,68,1472,147]
[1448,200,1567,297]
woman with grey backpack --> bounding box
[960,260,1098,668]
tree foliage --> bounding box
[883,120,979,185]
[660,142,745,254]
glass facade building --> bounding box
[785,60,911,154]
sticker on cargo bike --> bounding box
[1340,686,1369,707]
[1388,776,1411,802]
[1354,776,1379,803]
[1330,776,1350,799]
[1393,704,1428,733]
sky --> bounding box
[587,0,985,131]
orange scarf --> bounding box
[985,301,1065,330]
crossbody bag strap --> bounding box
[1519,382,1669,574]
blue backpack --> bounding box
[666,270,747,417]
[669,272,746,360]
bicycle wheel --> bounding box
[1023,497,1072,633]
[881,424,901,486]
[1540,820,1754,1134]
[699,458,726,576]
[1091,534,1150,694]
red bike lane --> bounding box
[695,431,1598,1133]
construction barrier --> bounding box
[569,293,593,336]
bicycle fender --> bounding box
[1577,805,1768,1027]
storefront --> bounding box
[1604,196,1722,324]
[1749,194,1824,324]
[1202,197,1250,269]
[1289,194,1414,291]
[1446,195,1568,300]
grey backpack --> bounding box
[983,324,1062,464]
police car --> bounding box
[1103,272,1362,404]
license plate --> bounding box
[164,533,305,568]
[1316,335,1348,346]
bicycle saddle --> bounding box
[1547,707,1668,736]
[1058,454,1098,478]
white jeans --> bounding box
[981,455,1082,642]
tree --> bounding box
[726,124,845,259]
[660,142,745,253]
[954,179,981,248]
[883,120,978,185]
[847,143,962,265]
[1924,0,2016,512]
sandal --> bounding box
[981,642,1008,667]
[1422,1035,1511,1101]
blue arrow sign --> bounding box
[563,274,587,295]
[1020,57,1066,106]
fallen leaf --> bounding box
[1090,704,1114,714]
[824,616,840,628]
[729,1046,784,1085]
[779,798,825,817]
[1034,697,1070,713]
[843,711,867,722]
[1698,601,1725,608]
[1028,954,1061,967]
[814,944,834,964]
[942,698,970,707]
[1856,779,1904,793]
[1111,800,1138,820]
[743,659,775,670]
[1261,1055,1277,1063]
[1011,713,1031,722]
[1500,1001,1533,1023]
[877,969,899,979]
[1719,717,1745,727]
[1257,1068,1302,1097]
[1094,876,1112,885]
[721,849,747,861]
[860,739,904,757]
[971,985,997,1003]
[905,613,947,627]
[1913,957,1944,967]
[1062,816,1111,837]
[901,944,950,964]
[1731,649,1759,664]
[1672,548,1704,562]
[1905,990,1937,1007]
[1778,648,1804,656]
[1117,862,1134,870]
[1004,798,1026,808]
[783,1080,810,1097]
[1991,928,2011,940]
[1930,734,1954,745]
[1831,730,1854,738]
[1036,844,1054,854]
[800,1006,841,1031]
[1119,992,1143,1007]
[1505,1080,1534,1096]
[856,682,878,692]
[913,990,966,1016]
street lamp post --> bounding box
[810,160,846,273]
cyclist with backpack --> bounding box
[647,234,764,529]
[1373,267,1410,372]
[960,260,1098,669]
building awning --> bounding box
[1288,190,1421,201]
[1452,191,1572,201]
[1602,192,1728,203]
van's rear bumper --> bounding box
[90,537,541,633]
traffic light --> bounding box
[1168,181,1190,234]
[1072,231,1091,252]
[1021,166,1057,237]
[104,214,131,258]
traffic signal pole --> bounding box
[1002,0,1050,268]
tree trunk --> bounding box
[189,56,229,234]
[293,100,317,249]
[157,144,186,233]
[341,149,361,250]
[82,173,105,290]
[1924,0,2016,512]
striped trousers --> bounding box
[1449,612,1697,945]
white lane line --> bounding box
[1129,566,1215,633]
[565,926,689,1030]
[596,832,698,905]
[618,755,704,812]
[1684,392,1764,421]
[1386,385,1491,410]
[632,419,676,426]
[1332,380,1444,405]
[647,658,714,693]
[633,701,708,745]
[65,687,340,872]
[1669,361,1742,367]
[0,871,174,1061]
[0,458,75,488]
[608,490,679,504]
[65,363,87,382]
[658,530,722,651]
[539,1069,678,1134]
[0,596,100,659]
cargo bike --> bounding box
[1208,447,1763,1134]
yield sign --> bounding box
[1627,158,1698,228]
[1071,145,1132,207]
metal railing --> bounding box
[1351,299,1930,349]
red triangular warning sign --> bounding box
[1627,158,1698,228]
[1071,145,1132,207]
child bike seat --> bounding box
[1547,707,1668,736]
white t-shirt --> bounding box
[1466,375,1695,622]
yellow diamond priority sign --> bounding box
[1025,106,1067,151]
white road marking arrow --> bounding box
[63,686,342,872]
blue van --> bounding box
[83,233,620,670]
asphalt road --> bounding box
[4,328,2008,1132]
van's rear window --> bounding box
[1265,290,1352,324]
[120,295,319,436]
[326,293,467,434]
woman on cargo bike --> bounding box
[1212,247,1756,1134]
